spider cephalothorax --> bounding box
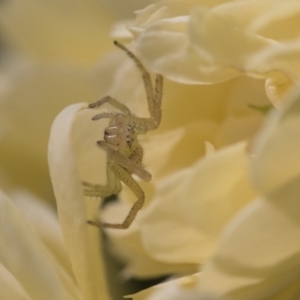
[84,41,163,229]
[104,114,138,155]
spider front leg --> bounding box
[84,157,122,227]
[87,162,145,229]
[143,73,163,130]
[89,95,130,113]
[130,74,163,132]
[101,162,145,229]
[152,74,163,125]
[84,163,122,198]
[113,41,163,130]
[88,141,149,229]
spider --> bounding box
[84,41,163,229]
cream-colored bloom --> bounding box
[44,0,278,290]
[3,0,300,299]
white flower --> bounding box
[3,0,300,299]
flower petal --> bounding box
[189,2,277,78]
[250,0,300,42]
[131,0,236,39]
[0,191,73,299]
[102,201,197,279]
[48,103,111,300]
[247,42,300,84]
[134,1,278,84]
[140,142,256,264]
[199,182,300,299]
[264,76,294,108]
[252,90,300,194]
[9,190,82,299]
[136,15,234,84]
[11,190,73,276]
[0,262,30,300]
[198,88,300,299]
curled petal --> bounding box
[189,3,275,77]
[48,103,111,300]
[247,42,300,84]
[265,76,294,108]
[136,15,220,84]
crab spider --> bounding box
[84,41,163,229]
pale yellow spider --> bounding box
[84,41,163,229]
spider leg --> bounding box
[82,181,102,190]
[85,161,123,227]
[129,143,143,165]
[91,112,116,121]
[152,74,163,126]
[127,75,163,131]
[113,41,155,116]
[97,141,151,182]
[98,162,145,229]
[84,159,122,198]
[89,95,130,113]
[113,41,163,131]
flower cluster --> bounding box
[1,0,300,299]
[120,1,300,298]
